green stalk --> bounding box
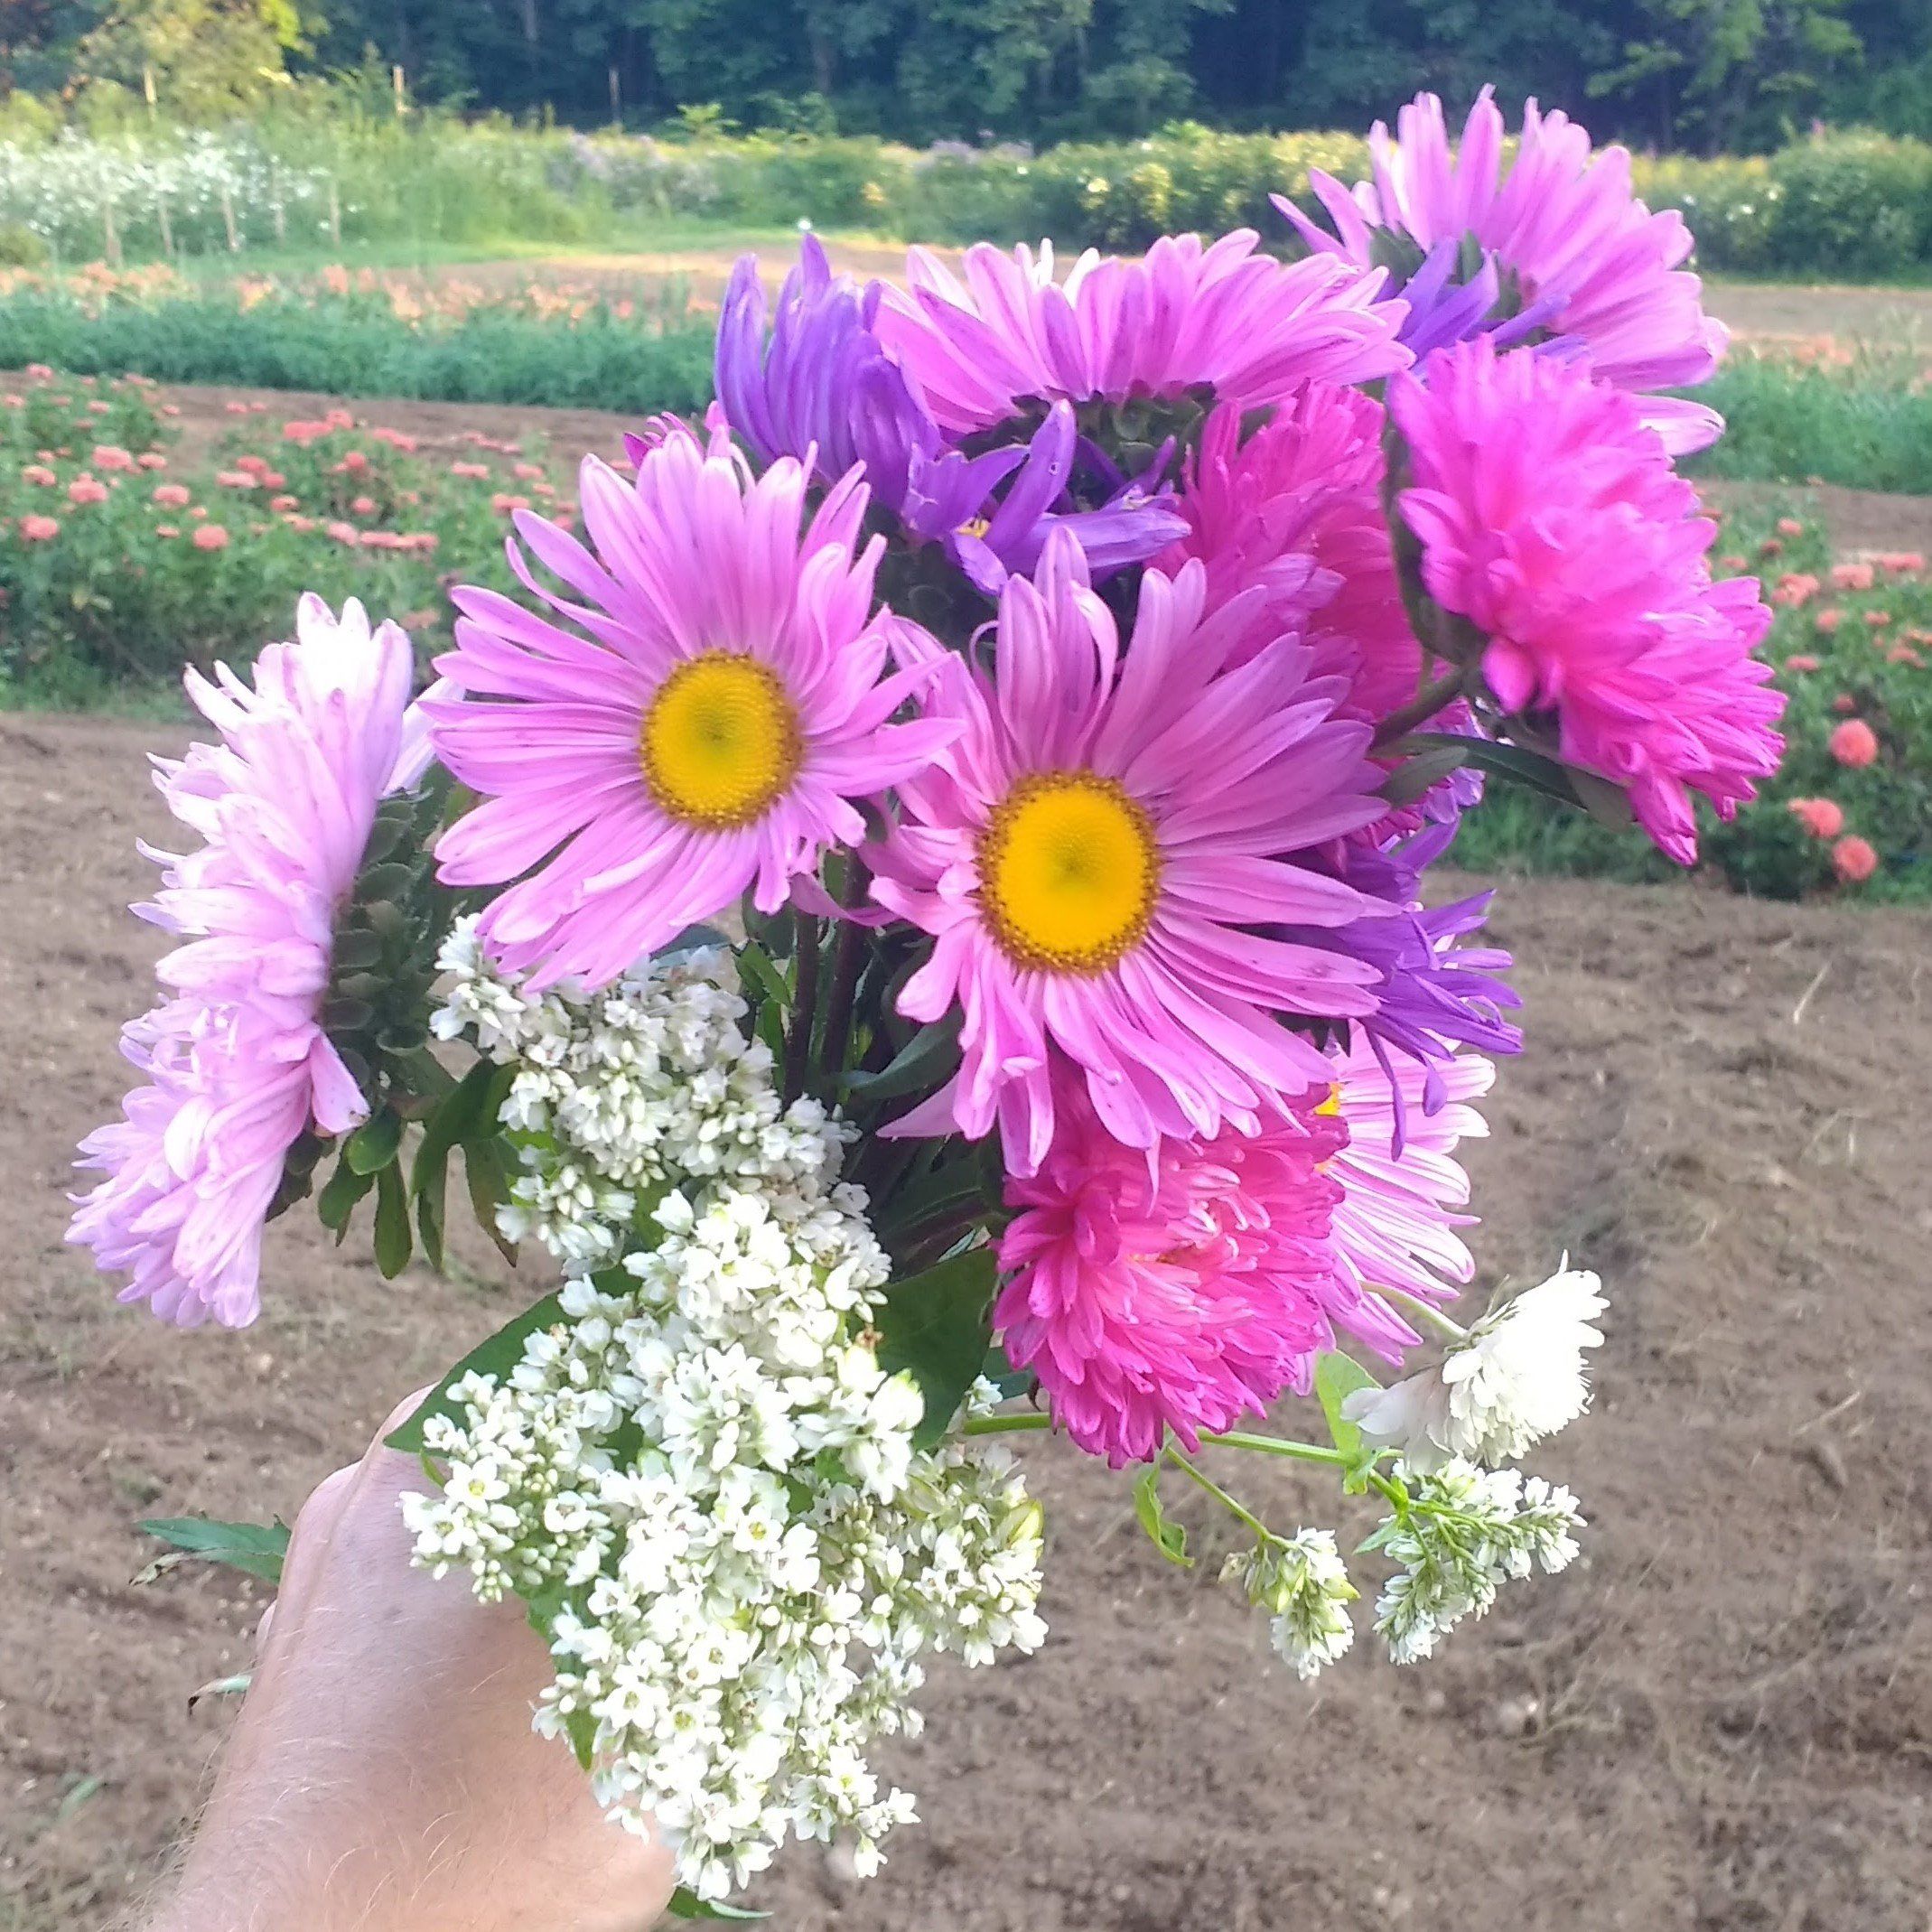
[782,912,821,1105]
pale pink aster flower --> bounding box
[995,1067,1349,1466]
[873,230,1408,436]
[69,596,415,1327]
[1389,340,1782,864]
[872,533,1392,1174]
[1277,88,1727,453]
[1324,1037,1494,1362]
[427,430,957,990]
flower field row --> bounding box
[0,366,574,701]
[8,115,1932,276]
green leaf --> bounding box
[1406,730,1617,816]
[315,1154,377,1236]
[734,941,790,1015]
[1131,1463,1191,1568]
[463,1135,518,1263]
[134,1516,291,1586]
[658,923,731,960]
[372,1158,413,1278]
[664,1888,768,1922]
[873,1246,998,1450]
[835,1012,961,1104]
[344,1106,404,1175]
[386,1292,565,1456]
[1313,1350,1377,1462]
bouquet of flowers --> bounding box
[72,89,1781,1916]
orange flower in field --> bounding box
[283,420,326,445]
[191,523,229,551]
[1828,719,1879,767]
[191,505,207,519]
[350,494,378,516]
[1718,553,1746,571]
[490,492,530,514]
[1830,561,1874,592]
[22,464,56,488]
[450,460,490,480]
[513,461,545,481]
[324,408,353,430]
[261,471,285,490]
[23,363,53,379]
[1865,609,1892,628]
[285,514,316,532]
[155,524,180,538]
[67,475,108,505]
[236,453,270,476]
[137,452,167,470]
[1787,798,1843,839]
[217,470,257,490]
[162,405,181,417]
[152,482,191,507]
[324,520,359,546]
[223,401,251,416]
[1784,653,1820,673]
[19,513,59,541]
[1776,517,1804,537]
[1832,835,1878,883]
[1887,644,1925,667]
[1813,607,1842,634]
[269,493,298,512]
[1832,694,1856,714]
[85,399,110,415]
[91,444,135,471]
[1879,550,1925,574]
[2,394,22,408]
[1759,537,1783,558]
[337,450,370,474]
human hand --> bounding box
[143,1396,675,1932]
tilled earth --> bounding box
[3,712,1928,1930]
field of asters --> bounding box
[14,86,1931,1928]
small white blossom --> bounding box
[1343,1264,1607,1471]
[1222,1528,1357,1680]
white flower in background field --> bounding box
[1343,1264,1607,1472]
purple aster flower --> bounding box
[69,596,416,1326]
[1276,88,1728,453]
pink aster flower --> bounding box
[428,428,957,990]
[995,1068,1349,1465]
[1390,339,1782,864]
[872,533,1392,1174]
[68,596,416,1327]
[1278,88,1727,454]
[873,230,1407,436]
[1323,1037,1494,1358]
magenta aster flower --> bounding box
[995,1069,1349,1466]
[1277,88,1728,453]
[1390,339,1781,863]
[68,596,415,1326]
[428,430,957,989]
[871,533,1393,1175]
[1324,1038,1494,1359]
[873,231,1407,436]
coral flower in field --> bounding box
[429,429,956,991]
[995,1070,1350,1465]
[1813,607,1842,635]
[1832,835,1879,883]
[153,482,191,508]
[874,230,1408,435]
[1777,518,1805,537]
[19,514,59,541]
[1788,798,1843,839]
[1771,573,1817,608]
[68,597,415,1326]
[1832,694,1856,714]
[350,494,378,516]
[1277,87,1726,453]
[451,460,490,479]
[22,464,56,487]
[1391,339,1782,864]
[1830,562,1874,592]
[192,524,230,552]
[155,524,180,539]
[269,493,298,512]
[92,445,135,471]
[67,475,108,505]
[1784,653,1820,673]
[1829,718,1879,767]
[1865,610,1891,629]
[873,534,1392,1173]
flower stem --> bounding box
[819,862,873,1073]
[1164,1447,1272,1540]
[1377,1284,1469,1345]
[782,911,821,1104]
[959,1413,1351,1472]
[963,1413,1050,1438]
[1370,666,1469,748]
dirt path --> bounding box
[4,711,1929,1931]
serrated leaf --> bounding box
[664,1887,769,1921]
[372,1159,413,1277]
[1314,1350,1377,1462]
[1131,1463,1191,1567]
[134,1516,290,1586]
[344,1107,405,1174]
[873,1246,998,1450]
[386,1293,565,1455]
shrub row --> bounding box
[12,114,1932,275]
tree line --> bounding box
[7,0,1932,154]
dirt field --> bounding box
[4,710,1929,1931]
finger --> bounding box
[271,1461,359,1622]
[369,1385,435,1459]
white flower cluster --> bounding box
[1344,1265,1607,1473]
[1222,1529,1358,1681]
[410,936,1045,1900]
[434,921,843,1270]
[1364,1461,1582,1665]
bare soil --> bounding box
[3,711,1929,1931]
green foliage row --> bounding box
[0,286,715,415]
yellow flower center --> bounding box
[977,770,1162,975]
[639,652,801,830]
